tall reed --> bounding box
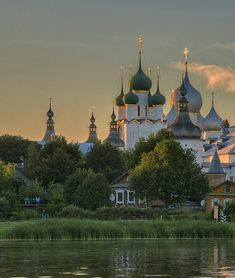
[0,219,233,240]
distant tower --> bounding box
[42,98,55,143]
[169,80,203,164]
[85,110,99,144]
[104,108,124,148]
[166,48,203,129]
[206,149,226,187]
[114,66,125,120]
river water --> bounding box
[0,240,235,277]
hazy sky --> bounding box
[1,0,235,142]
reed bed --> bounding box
[0,218,234,240]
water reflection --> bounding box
[0,240,235,277]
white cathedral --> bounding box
[40,36,235,182]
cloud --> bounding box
[210,42,235,50]
[172,62,235,93]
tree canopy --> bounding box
[0,135,33,163]
[132,129,173,166]
[130,139,209,205]
[24,136,82,185]
[72,170,110,210]
[85,142,124,182]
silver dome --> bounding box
[169,81,201,139]
[203,105,222,131]
[174,70,202,113]
[166,104,177,127]
[166,89,204,129]
[195,112,204,130]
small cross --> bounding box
[137,34,143,50]
[184,47,189,63]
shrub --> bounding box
[0,197,12,219]
[95,206,162,220]
[225,202,235,221]
[57,205,93,218]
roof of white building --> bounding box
[218,142,235,155]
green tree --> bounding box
[130,139,209,205]
[133,129,173,166]
[24,143,42,179]
[74,171,110,210]
[64,168,90,204]
[0,135,33,163]
[0,161,22,215]
[19,181,48,203]
[47,183,65,216]
[24,136,82,185]
[0,197,12,219]
[0,161,17,194]
[85,142,124,182]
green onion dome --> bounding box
[151,75,166,105]
[123,87,139,105]
[148,92,153,107]
[132,51,152,91]
[114,78,125,107]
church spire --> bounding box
[42,98,55,143]
[169,79,201,139]
[137,34,143,70]
[184,47,189,74]
[208,149,224,174]
[156,66,160,92]
[104,108,124,148]
[85,109,99,144]
[212,92,215,107]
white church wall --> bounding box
[126,105,137,121]
[148,106,153,120]
[177,139,203,165]
[116,106,126,121]
[135,92,148,119]
[152,106,163,121]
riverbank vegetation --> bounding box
[0,131,210,221]
[0,219,233,240]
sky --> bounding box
[0,0,235,142]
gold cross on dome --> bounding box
[184,47,189,63]
[138,34,143,50]
[120,66,123,80]
[157,65,160,75]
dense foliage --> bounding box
[0,130,211,219]
[130,139,209,205]
[0,219,233,240]
[24,136,82,185]
[85,142,125,182]
[0,135,33,163]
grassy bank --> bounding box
[0,218,234,240]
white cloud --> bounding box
[172,62,235,93]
